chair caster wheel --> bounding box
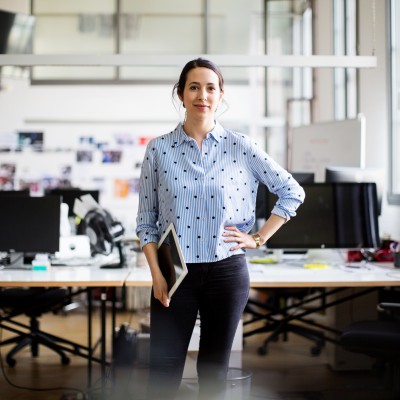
[61,356,70,365]
[258,346,268,356]
[6,357,16,367]
[310,345,321,356]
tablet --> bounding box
[157,223,188,298]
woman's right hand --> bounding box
[142,242,170,308]
[152,274,170,308]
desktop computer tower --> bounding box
[326,288,378,371]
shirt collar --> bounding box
[172,121,224,147]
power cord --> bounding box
[0,326,87,399]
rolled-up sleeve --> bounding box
[136,141,160,248]
[249,140,305,221]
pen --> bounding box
[345,264,361,269]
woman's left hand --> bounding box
[223,226,258,251]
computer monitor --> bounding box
[45,188,100,217]
[256,172,315,220]
[0,196,61,254]
[266,182,380,250]
[325,166,384,215]
[0,189,30,197]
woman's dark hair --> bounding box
[173,58,224,99]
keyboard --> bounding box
[51,257,97,267]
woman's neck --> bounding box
[183,118,215,144]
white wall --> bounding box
[0,0,29,13]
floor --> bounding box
[0,306,398,400]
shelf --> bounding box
[0,54,377,68]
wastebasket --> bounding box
[226,367,252,400]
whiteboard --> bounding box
[289,114,365,182]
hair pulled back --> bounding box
[173,58,224,99]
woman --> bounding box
[136,58,305,399]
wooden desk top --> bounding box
[0,266,130,287]
[246,261,400,288]
[124,261,400,288]
[1,261,399,289]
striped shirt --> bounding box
[136,121,305,263]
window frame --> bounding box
[388,0,400,205]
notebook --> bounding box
[157,223,188,298]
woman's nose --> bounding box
[198,89,207,101]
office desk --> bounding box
[125,260,400,364]
[247,261,400,287]
[125,260,400,288]
[0,265,132,386]
[125,261,400,330]
[0,266,129,287]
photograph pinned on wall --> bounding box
[17,131,44,152]
[19,179,41,195]
[42,177,63,191]
[61,165,72,182]
[113,133,135,146]
[137,136,153,146]
[76,150,93,163]
[79,136,96,147]
[102,150,122,163]
[0,163,16,190]
[114,178,130,198]
[96,142,108,150]
[41,169,73,192]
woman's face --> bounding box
[179,67,224,121]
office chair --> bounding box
[244,287,327,356]
[0,287,71,367]
[340,301,400,394]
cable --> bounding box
[0,326,87,399]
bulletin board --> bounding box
[289,114,366,182]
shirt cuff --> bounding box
[271,206,290,222]
[138,232,159,249]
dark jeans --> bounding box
[147,254,250,400]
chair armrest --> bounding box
[377,302,400,311]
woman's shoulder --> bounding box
[222,127,259,149]
[148,126,180,148]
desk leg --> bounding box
[111,287,116,382]
[87,288,93,388]
[100,288,107,391]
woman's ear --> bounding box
[178,93,184,108]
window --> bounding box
[31,0,265,83]
[264,0,313,165]
[333,0,357,120]
[32,0,117,80]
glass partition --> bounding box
[32,0,116,80]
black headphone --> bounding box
[78,208,124,256]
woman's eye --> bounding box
[189,85,198,90]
